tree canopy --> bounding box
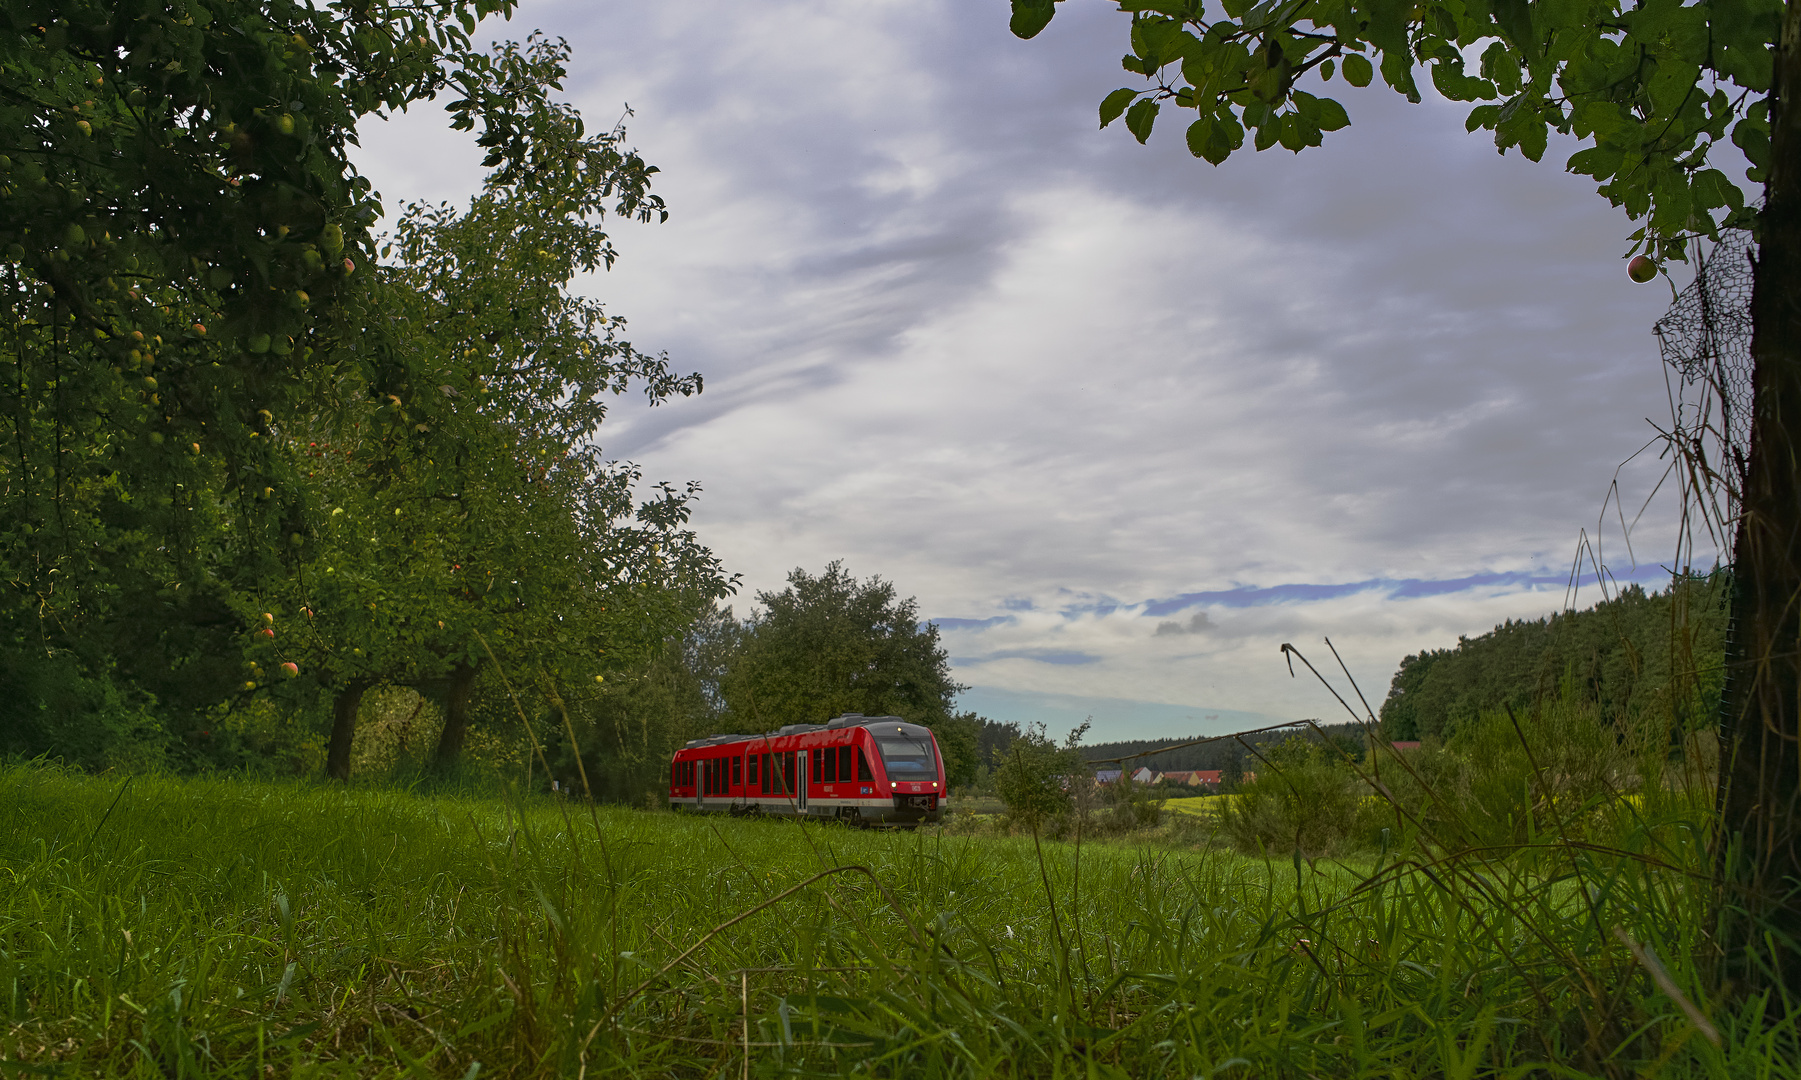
[1010,0,1774,261]
[1,4,731,777]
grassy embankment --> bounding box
[1,765,1792,1078]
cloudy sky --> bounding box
[354,0,1709,741]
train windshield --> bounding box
[875,733,936,779]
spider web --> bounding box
[1651,230,1757,561]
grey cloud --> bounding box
[349,0,1698,738]
[1154,612,1212,637]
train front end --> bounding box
[864,720,945,826]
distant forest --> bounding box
[1379,574,1727,740]
[1031,574,1726,770]
[1075,722,1367,772]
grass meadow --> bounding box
[1,764,1795,1078]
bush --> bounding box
[993,721,1087,829]
[1219,735,1376,856]
[1368,677,1675,851]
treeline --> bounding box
[1077,722,1367,772]
[1379,574,1727,740]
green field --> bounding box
[0,765,1790,1077]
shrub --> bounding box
[993,721,1088,830]
[1219,735,1375,856]
[1367,677,1674,851]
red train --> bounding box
[669,713,945,826]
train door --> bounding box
[796,748,808,813]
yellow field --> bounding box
[1162,794,1237,817]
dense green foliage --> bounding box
[1224,681,1701,856]
[991,720,1090,826]
[0,6,731,776]
[1379,576,1727,740]
[1009,0,1774,263]
[3,762,1788,1077]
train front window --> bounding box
[876,733,936,779]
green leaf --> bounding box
[1185,114,1242,164]
[1100,88,1138,128]
[1342,54,1373,88]
[1124,98,1161,143]
[1490,0,1538,59]
[1566,145,1623,181]
[1313,97,1350,132]
[1518,117,1548,162]
[1692,168,1743,211]
[1380,50,1421,103]
[1010,0,1058,39]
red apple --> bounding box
[1627,255,1657,283]
[258,627,275,640]
[281,662,299,677]
[262,612,274,624]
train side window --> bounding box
[857,748,873,781]
[810,748,821,784]
[748,753,759,788]
[821,746,835,782]
[732,755,742,787]
[784,752,797,793]
[839,746,852,781]
[763,754,773,791]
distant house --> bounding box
[1387,741,1421,752]
[1094,768,1123,785]
[1130,766,1157,784]
[1159,769,1224,789]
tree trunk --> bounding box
[325,678,372,781]
[1717,0,1801,998]
[431,661,480,771]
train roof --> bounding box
[680,713,927,750]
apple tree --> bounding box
[0,0,548,760]
[244,38,728,779]
[1007,0,1798,993]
